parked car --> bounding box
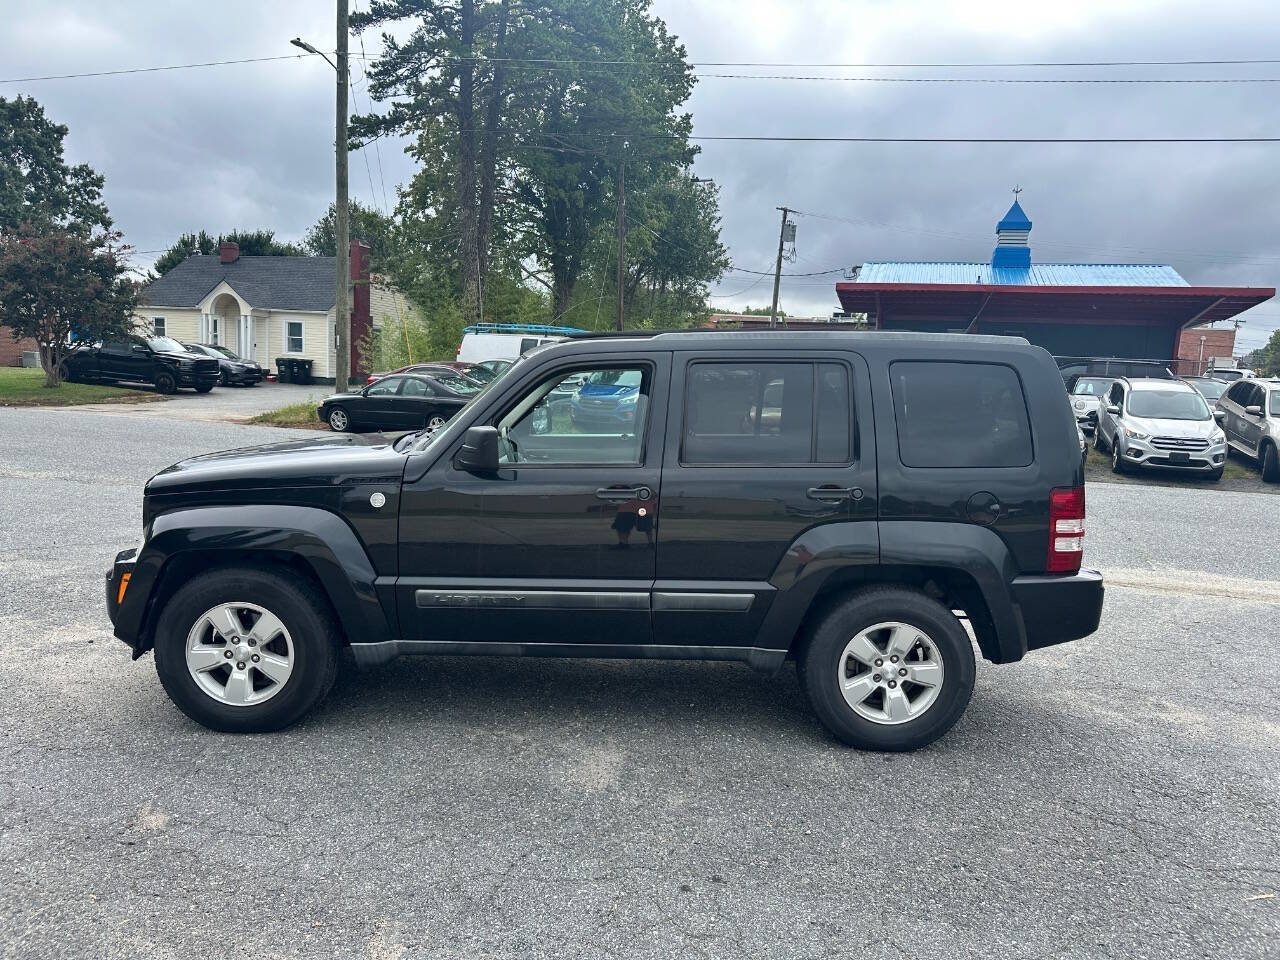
[475,359,512,378]
[183,343,265,386]
[1056,356,1173,383]
[1183,376,1230,404]
[568,368,644,429]
[1205,366,1252,383]
[1064,375,1113,434]
[365,363,483,387]
[61,335,219,394]
[318,372,479,433]
[106,330,1103,750]
[1077,423,1089,469]
[1216,377,1280,482]
[1093,377,1227,479]
[456,322,583,364]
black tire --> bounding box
[219,371,229,386]
[195,383,214,394]
[1208,467,1224,482]
[153,566,340,733]
[154,371,177,395]
[58,361,78,384]
[1111,440,1126,474]
[327,406,351,432]
[1263,442,1280,484]
[797,586,976,751]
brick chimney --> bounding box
[349,239,371,377]
[219,241,240,264]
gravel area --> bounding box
[1,407,1277,959]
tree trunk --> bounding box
[39,342,61,388]
[456,0,482,326]
[475,0,511,283]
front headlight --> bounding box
[1122,427,1151,442]
[1210,430,1226,444]
[619,393,639,405]
[1073,399,1087,411]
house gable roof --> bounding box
[141,255,339,312]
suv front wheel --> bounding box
[798,587,976,751]
[153,566,340,732]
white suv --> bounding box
[1094,377,1228,480]
[1216,378,1280,483]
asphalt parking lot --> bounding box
[2,407,1278,959]
[58,381,328,421]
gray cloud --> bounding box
[3,0,1278,350]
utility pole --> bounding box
[335,0,351,390]
[615,148,627,331]
[768,207,790,329]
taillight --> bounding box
[1046,486,1085,573]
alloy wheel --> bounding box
[837,621,945,725]
[329,409,348,431]
[185,602,295,707]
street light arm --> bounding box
[291,37,337,71]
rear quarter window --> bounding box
[890,361,1033,468]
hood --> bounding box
[1126,415,1221,439]
[147,434,406,495]
[578,382,639,399]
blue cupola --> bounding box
[992,198,1032,269]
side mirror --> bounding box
[1106,404,1120,415]
[454,425,499,473]
[1245,405,1263,416]
[1213,409,1226,422]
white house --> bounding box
[137,240,412,381]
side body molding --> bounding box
[114,505,395,654]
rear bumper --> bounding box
[1012,569,1104,652]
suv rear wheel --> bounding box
[1263,441,1280,484]
[798,587,975,751]
[153,566,339,732]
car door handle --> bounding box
[596,486,652,502]
[807,486,861,502]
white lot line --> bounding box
[1100,567,1280,605]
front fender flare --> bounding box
[113,504,395,654]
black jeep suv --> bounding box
[106,331,1103,751]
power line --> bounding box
[0,54,308,84]
[691,73,1280,84]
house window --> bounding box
[286,320,304,354]
[152,317,166,336]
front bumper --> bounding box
[1116,437,1226,472]
[227,367,264,384]
[177,369,220,388]
[105,547,138,629]
[1013,569,1105,652]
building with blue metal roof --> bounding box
[836,198,1273,367]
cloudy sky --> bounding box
[4,0,1279,354]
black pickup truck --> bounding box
[106,330,1103,750]
[62,334,220,394]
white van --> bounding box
[456,323,585,364]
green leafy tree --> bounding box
[152,228,304,275]
[304,200,397,268]
[152,230,217,274]
[1256,329,1280,377]
[0,225,139,386]
[0,96,110,234]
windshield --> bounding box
[585,369,643,387]
[459,364,496,383]
[436,374,481,395]
[1189,379,1228,402]
[1127,389,1210,421]
[148,336,187,354]
[1071,377,1112,397]
[1211,370,1243,381]
[210,345,240,360]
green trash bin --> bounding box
[295,358,314,385]
[274,358,292,383]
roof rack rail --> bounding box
[462,322,586,336]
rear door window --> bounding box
[889,361,1032,468]
[682,361,852,465]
